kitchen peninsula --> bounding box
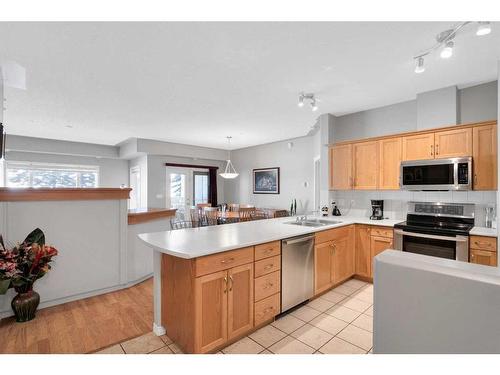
[139,216,400,353]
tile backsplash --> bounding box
[329,190,497,226]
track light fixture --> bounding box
[298,92,318,112]
[413,21,492,74]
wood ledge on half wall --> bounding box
[0,187,132,202]
[128,207,177,225]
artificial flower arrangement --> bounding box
[0,228,58,322]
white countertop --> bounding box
[470,226,498,237]
[138,216,400,259]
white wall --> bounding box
[416,85,458,129]
[226,135,315,214]
[460,81,498,123]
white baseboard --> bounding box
[0,273,153,320]
[153,322,166,336]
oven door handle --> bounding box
[394,229,469,242]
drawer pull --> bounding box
[264,264,274,270]
[229,275,234,291]
[263,307,274,314]
[264,248,273,253]
[220,257,235,264]
[474,241,491,247]
[223,276,227,293]
[263,282,274,290]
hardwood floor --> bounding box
[0,278,153,354]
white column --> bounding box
[152,250,166,336]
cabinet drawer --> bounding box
[470,236,497,252]
[195,247,254,277]
[255,241,281,261]
[254,255,281,278]
[315,225,352,245]
[370,227,393,238]
[254,293,280,326]
[254,271,280,302]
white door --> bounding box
[166,167,193,218]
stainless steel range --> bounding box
[394,202,475,262]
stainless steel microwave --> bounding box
[400,157,472,191]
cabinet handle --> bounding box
[474,174,478,185]
[430,145,434,156]
[223,276,228,293]
[263,248,273,254]
[435,144,439,155]
[474,241,491,247]
[263,282,274,290]
[471,254,475,259]
[221,257,235,264]
[263,307,274,314]
[264,264,274,270]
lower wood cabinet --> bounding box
[355,225,371,278]
[370,235,393,275]
[227,264,254,340]
[314,225,355,295]
[469,235,497,267]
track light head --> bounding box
[311,100,318,112]
[440,40,454,59]
[297,92,318,112]
[414,57,425,73]
[298,93,305,107]
[476,22,491,36]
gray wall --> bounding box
[226,135,315,213]
[5,151,128,187]
[332,81,497,143]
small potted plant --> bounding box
[0,228,58,322]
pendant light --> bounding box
[220,136,239,179]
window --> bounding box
[5,161,99,188]
[193,171,209,205]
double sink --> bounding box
[286,217,342,227]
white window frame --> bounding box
[4,161,100,188]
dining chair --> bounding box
[196,203,211,210]
[189,207,203,227]
[228,203,240,212]
[274,210,290,218]
[170,219,194,230]
[239,207,256,222]
[250,210,270,221]
[203,206,219,226]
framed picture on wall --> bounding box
[253,167,280,194]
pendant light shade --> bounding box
[220,136,239,179]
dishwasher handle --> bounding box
[282,235,315,246]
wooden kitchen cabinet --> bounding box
[314,241,334,295]
[194,270,228,353]
[355,225,372,278]
[227,263,254,340]
[402,133,435,161]
[473,124,497,190]
[330,144,352,190]
[370,235,394,275]
[353,141,379,190]
[470,249,497,267]
[331,227,355,284]
[434,128,472,158]
[379,137,402,190]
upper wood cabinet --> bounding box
[434,128,472,158]
[402,133,435,161]
[352,141,379,190]
[330,144,352,190]
[473,124,497,190]
[379,137,402,190]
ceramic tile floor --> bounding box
[96,278,373,355]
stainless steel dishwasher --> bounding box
[281,234,315,313]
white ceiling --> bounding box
[0,22,499,150]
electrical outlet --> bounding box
[350,199,355,206]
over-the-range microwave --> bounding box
[400,157,472,191]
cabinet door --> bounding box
[195,271,228,353]
[470,249,497,267]
[227,263,254,340]
[379,137,402,190]
[332,227,355,285]
[402,133,435,161]
[355,225,371,278]
[330,144,353,190]
[434,127,472,158]
[473,125,497,190]
[314,241,333,295]
[370,236,394,276]
[353,141,379,189]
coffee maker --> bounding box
[370,200,384,220]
